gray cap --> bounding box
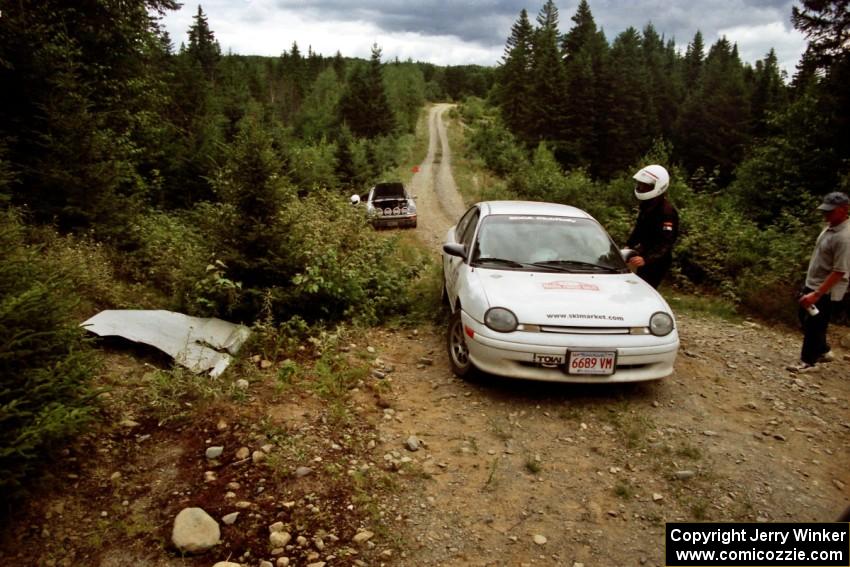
[817,191,850,211]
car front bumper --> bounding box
[370,214,417,228]
[460,310,679,383]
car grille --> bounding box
[538,325,630,335]
[376,206,409,216]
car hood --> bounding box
[471,269,671,327]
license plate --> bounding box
[567,350,617,375]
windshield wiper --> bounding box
[474,257,527,269]
[531,260,623,273]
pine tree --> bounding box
[528,0,567,144]
[279,42,307,123]
[639,24,667,143]
[749,49,788,138]
[561,0,597,56]
[494,9,535,142]
[792,0,850,192]
[339,45,395,139]
[332,51,347,80]
[187,5,221,82]
[675,37,751,184]
[212,111,294,301]
[560,0,609,169]
[0,210,99,496]
[297,67,343,141]
[641,25,684,144]
[384,64,426,134]
[599,28,652,177]
[0,0,179,235]
[791,0,850,68]
[683,31,705,89]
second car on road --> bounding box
[351,181,417,229]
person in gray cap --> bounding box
[787,191,850,373]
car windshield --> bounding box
[472,214,627,273]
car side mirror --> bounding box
[620,248,636,262]
[443,243,467,260]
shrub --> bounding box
[285,139,339,191]
[29,226,145,314]
[675,196,814,319]
[0,210,99,496]
[469,118,528,177]
[278,189,423,325]
[508,144,567,202]
[122,210,209,306]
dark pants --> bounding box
[637,255,672,289]
[798,287,834,365]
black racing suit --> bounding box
[626,196,679,289]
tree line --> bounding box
[491,0,849,222]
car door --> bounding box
[444,205,480,306]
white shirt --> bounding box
[805,218,850,300]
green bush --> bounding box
[29,227,144,313]
[469,118,528,177]
[508,144,568,202]
[674,196,813,319]
[279,190,423,325]
[198,187,423,326]
[458,97,488,122]
[0,210,99,495]
[123,210,209,306]
[286,139,340,191]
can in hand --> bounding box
[806,304,820,316]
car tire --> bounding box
[440,276,449,306]
[447,309,475,378]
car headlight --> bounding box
[485,307,518,333]
[649,312,674,336]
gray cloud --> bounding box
[270,0,798,48]
[163,1,807,73]
[271,0,524,44]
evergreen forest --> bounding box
[0,0,848,498]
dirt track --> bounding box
[369,103,850,566]
[407,103,467,250]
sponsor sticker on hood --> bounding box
[542,280,599,291]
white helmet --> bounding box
[633,165,669,201]
[350,194,361,205]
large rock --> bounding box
[172,507,220,554]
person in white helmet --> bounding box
[625,164,679,289]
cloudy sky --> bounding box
[158,0,808,77]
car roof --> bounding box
[478,200,593,219]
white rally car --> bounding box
[442,201,679,383]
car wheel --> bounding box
[447,309,474,378]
